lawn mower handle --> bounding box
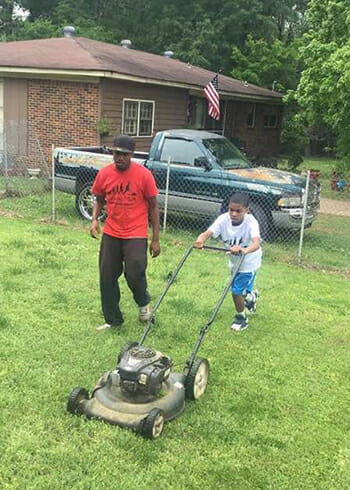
[139,244,235,345]
[183,252,245,376]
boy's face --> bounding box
[229,201,248,225]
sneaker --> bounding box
[138,304,152,322]
[230,314,249,331]
[96,323,113,332]
[96,316,124,332]
[245,290,259,313]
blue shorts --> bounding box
[231,272,256,295]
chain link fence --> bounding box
[0,120,50,203]
[52,143,350,271]
[0,121,349,272]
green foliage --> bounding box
[280,91,308,170]
[9,0,308,77]
[96,117,111,136]
[8,18,60,40]
[297,0,350,160]
[231,36,301,91]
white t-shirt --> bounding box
[209,213,262,272]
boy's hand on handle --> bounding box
[194,238,204,249]
[90,219,100,239]
[228,245,246,255]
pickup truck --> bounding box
[54,130,320,238]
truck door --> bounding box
[148,136,223,219]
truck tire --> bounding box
[249,202,272,241]
[75,183,106,221]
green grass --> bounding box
[0,216,350,489]
[298,157,349,201]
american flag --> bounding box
[204,74,220,120]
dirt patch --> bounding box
[320,198,350,217]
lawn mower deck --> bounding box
[67,246,243,438]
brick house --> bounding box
[0,33,283,163]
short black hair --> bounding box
[229,193,250,208]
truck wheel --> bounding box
[75,183,106,221]
[185,358,210,400]
[249,202,272,241]
[141,408,165,439]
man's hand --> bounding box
[90,218,100,239]
[228,245,246,255]
[150,239,160,258]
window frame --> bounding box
[263,110,278,129]
[122,98,155,137]
[247,103,256,128]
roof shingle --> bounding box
[0,37,282,100]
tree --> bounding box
[231,36,301,92]
[297,0,350,160]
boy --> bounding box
[194,193,262,331]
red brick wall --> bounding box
[28,79,99,162]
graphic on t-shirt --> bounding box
[224,236,244,248]
[106,181,137,206]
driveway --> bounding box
[320,198,350,217]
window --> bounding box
[188,96,225,133]
[263,110,277,128]
[122,99,154,136]
[160,138,203,166]
[247,103,256,128]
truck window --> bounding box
[203,138,251,169]
[160,138,203,166]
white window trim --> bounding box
[122,98,155,137]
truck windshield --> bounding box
[203,138,251,169]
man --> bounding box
[90,134,160,331]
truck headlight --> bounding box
[277,195,302,207]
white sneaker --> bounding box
[138,304,151,322]
[96,323,112,332]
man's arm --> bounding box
[148,196,160,257]
[90,195,105,238]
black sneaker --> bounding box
[230,314,249,332]
[245,290,259,313]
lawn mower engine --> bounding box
[118,345,173,399]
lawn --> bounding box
[0,214,349,489]
[298,156,350,201]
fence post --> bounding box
[297,170,311,262]
[51,144,55,222]
[163,156,171,231]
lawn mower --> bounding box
[67,245,244,439]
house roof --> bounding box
[0,36,282,101]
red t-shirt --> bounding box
[91,161,158,238]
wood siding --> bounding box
[3,78,28,155]
[227,100,282,158]
[100,79,188,151]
